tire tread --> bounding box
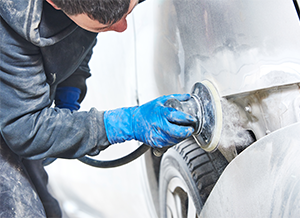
[174,137,228,204]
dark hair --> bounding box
[51,0,131,25]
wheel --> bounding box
[159,138,228,218]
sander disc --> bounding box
[191,80,222,152]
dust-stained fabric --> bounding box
[0,0,110,216]
[0,140,47,218]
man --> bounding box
[0,0,196,217]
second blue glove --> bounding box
[55,86,81,112]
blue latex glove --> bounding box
[55,87,81,112]
[104,94,197,148]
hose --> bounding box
[77,143,149,168]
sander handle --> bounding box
[152,97,199,157]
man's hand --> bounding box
[104,94,197,148]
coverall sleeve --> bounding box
[56,47,93,103]
[0,18,110,160]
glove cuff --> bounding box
[103,106,137,144]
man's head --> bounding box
[46,0,138,33]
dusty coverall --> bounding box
[0,0,110,216]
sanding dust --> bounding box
[217,98,255,162]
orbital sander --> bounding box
[164,80,222,152]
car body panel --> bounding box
[200,122,300,217]
[152,0,300,97]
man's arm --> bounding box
[54,47,93,111]
[56,47,93,104]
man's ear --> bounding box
[46,0,61,10]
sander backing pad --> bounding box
[190,81,222,152]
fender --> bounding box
[200,122,300,217]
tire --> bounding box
[159,138,228,218]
